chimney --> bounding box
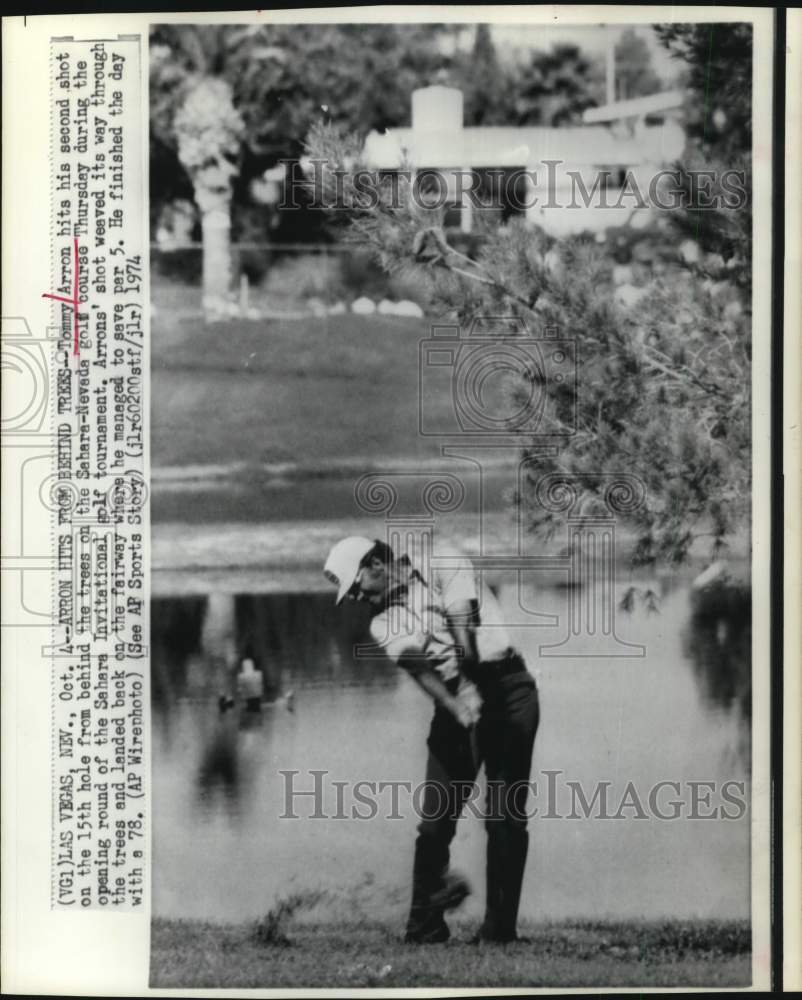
[411,85,464,132]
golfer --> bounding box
[324,536,539,944]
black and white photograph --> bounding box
[145,11,765,990]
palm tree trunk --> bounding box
[201,204,232,303]
[174,74,243,312]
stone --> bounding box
[351,296,376,315]
[393,299,424,318]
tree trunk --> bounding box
[201,205,232,305]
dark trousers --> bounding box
[406,655,539,941]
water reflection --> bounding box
[196,711,241,806]
[681,582,751,774]
[193,707,270,817]
[151,578,752,924]
[152,592,394,708]
[683,584,751,719]
[152,591,397,816]
[151,596,206,704]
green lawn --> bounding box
[152,292,449,469]
[150,916,751,989]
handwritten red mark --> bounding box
[42,237,81,355]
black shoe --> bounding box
[404,923,450,944]
[429,872,471,912]
[469,928,521,945]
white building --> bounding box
[363,85,686,236]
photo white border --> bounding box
[1,6,778,995]
[783,7,802,993]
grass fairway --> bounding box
[150,917,750,989]
[152,303,449,469]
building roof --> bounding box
[582,90,684,124]
[364,123,677,169]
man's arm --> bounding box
[445,598,481,679]
[443,598,483,726]
[405,662,475,727]
[371,606,476,727]
[436,556,482,679]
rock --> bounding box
[327,301,346,315]
[375,298,424,317]
[393,299,423,318]
[351,296,376,315]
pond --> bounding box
[151,575,751,926]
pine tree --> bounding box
[512,44,604,126]
[461,24,508,126]
[303,105,751,565]
[654,22,752,161]
[614,28,663,100]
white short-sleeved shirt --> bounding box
[369,554,513,682]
